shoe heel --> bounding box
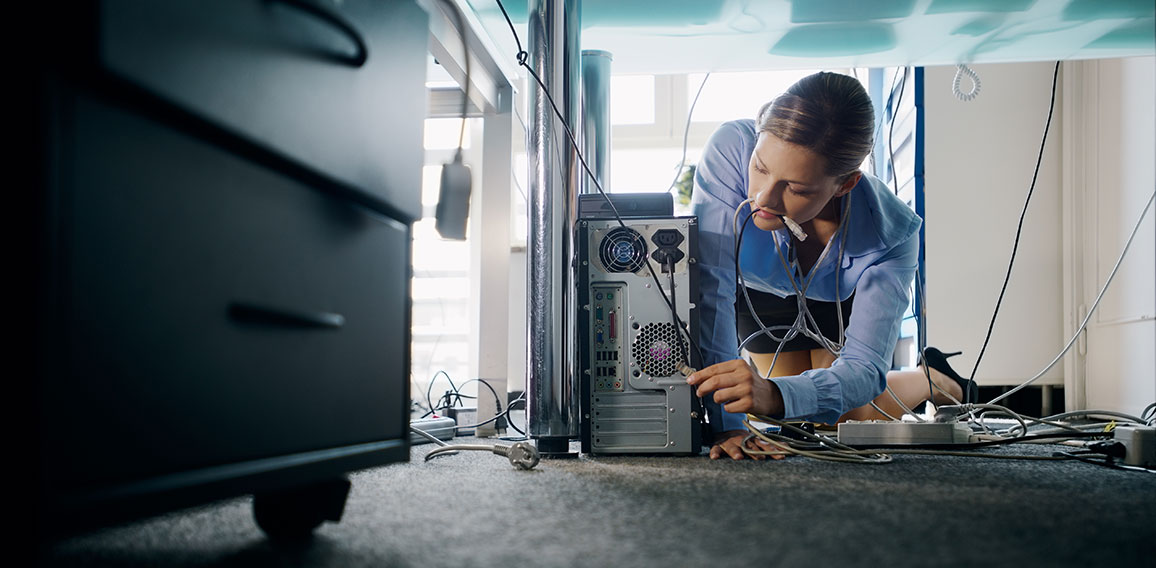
[921,347,979,404]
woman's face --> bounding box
[746,133,856,232]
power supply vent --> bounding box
[598,227,647,273]
[632,322,686,378]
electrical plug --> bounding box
[1087,440,1126,460]
[493,441,540,470]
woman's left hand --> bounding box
[686,358,784,417]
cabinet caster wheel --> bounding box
[253,477,351,541]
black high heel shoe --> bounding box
[920,347,978,404]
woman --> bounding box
[685,72,976,460]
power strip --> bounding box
[837,420,973,446]
[410,417,456,445]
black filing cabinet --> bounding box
[29,0,426,540]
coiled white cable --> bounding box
[953,64,981,102]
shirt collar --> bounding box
[841,173,922,259]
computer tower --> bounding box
[578,215,703,455]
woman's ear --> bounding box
[835,171,861,197]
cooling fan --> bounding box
[631,322,688,378]
[598,227,647,273]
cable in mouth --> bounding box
[778,215,808,241]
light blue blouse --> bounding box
[690,119,922,429]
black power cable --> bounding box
[492,0,704,370]
[967,61,1061,383]
[421,371,528,436]
[424,369,458,417]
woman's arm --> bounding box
[769,230,920,423]
[690,229,919,436]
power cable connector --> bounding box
[424,441,540,470]
[1086,440,1126,460]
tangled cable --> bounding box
[741,416,892,463]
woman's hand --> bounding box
[687,359,788,460]
[687,358,784,417]
[710,430,786,460]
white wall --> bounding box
[923,62,1066,387]
[1063,57,1155,416]
[508,248,528,393]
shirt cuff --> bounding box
[769,372,843,424]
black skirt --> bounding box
[735,287,854,353]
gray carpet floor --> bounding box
[41,435,1156,568]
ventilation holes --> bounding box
[631,322,686,378]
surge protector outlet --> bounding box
[837,420,973,446]
[445,406,477,429]
[1114,426,1155,467]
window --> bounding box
[411,117,480,414]
[685,70,816,123]
[610,75,656,125]
[607,70,828,214]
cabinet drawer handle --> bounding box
[229,301,345,329]
[268,0,369,68]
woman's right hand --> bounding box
[686,358,784,417]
